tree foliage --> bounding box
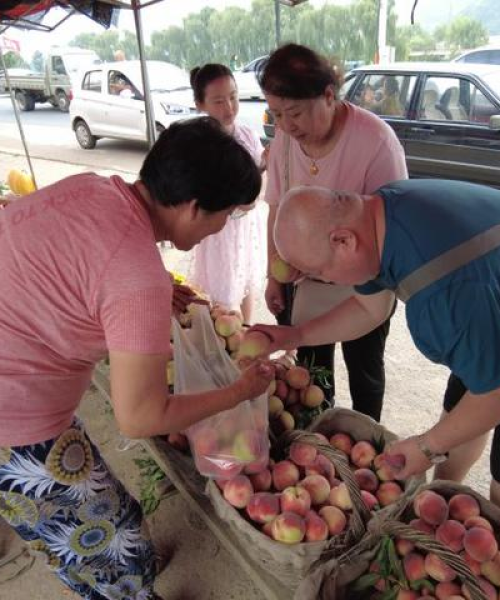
[67,1,488,69]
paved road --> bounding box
[0,96,267,174]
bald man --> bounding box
[254,179,500,505]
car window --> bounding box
[108,70,134,96]
[339,74,357,100]
[349,73,416,117]
[82,70,102,93]
[460,50,500,65]
[52,56,67,76]
[418,76,498,124]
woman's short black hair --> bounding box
[190,64,234,104]
[140,116,261,213]
[257,43,343,100]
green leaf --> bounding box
[379,586,399,600]
[351,572,381,591]
[409,579,434,593]
[387,538,406,585]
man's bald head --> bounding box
[274,186,364,273]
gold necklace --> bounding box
[309,160,319,176]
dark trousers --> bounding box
[278,283,391,422]
[444,373,500,482]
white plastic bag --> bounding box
[172,305,269,479]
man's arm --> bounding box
[387,388,500,479]
[109,350,274,439]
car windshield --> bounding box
[481,73,500,99]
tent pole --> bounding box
[0,46,38,189]
[132,0,156,148]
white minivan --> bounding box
[70,60,195,149]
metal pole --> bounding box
[132,0,156,148]
[377,0,388,63]
[274,0,281,47]
[0,45,38,189]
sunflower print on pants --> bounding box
[0,418,156,600]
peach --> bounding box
[268,395,284,417]
[404,552,427,581]
[276,411,295,433]
[329,432,354,455]
[414,490,449,526]
[285,388,300,406]
[376,481,403,507]
[396,537,415,556]
[232,430,262,463]
[243,453,269,475]
[274,380,289,400]
[274,364,288,381]
[305,454,336,482]
[226,331,243,352]
[238,331,271,359]
[460,551,481,576]
[246,492,280,524]
[318,505,347,536]
[223,474,254,509]
[271,512,306,544]
[461,577,496,600]
[281,486,311,517]
[463,527,498,563]
[289,441,317,467]
[300,385,325,408]
[167,432,189,452]
[267,379,277,396]
[299,474,331,505]
[248,468,272,491]
[361,490,379,511]
[425,553,457,582]
[329,482,352,511]
[464,516,493,532]
[269,254,301,284]
[374,452,404,481]
[192,427,220,456]
[261,521,273,538]
[435,520,466,552]
[272,460,300,491]
[480,552,500,586]
[304,509,329,542]
[369,562,386,591]
[448,494,480,523]
[215,314,241,337]
[314,433,330,445]
[435,582,462,600]
[354,468,379,493]
[397,592,419,600]
[409,518,435,536]
[350,440,377,468]
[285,366,311,390]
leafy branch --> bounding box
[134,455,170,515]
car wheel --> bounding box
[74,120,97,150]
[15,90,35,111]
[56,91,70,112]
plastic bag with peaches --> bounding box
[172,304,269,480]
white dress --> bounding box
[190,123,267,311]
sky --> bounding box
[3,0,436,61]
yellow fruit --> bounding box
[7,169,21,195]
[18,172,36,195]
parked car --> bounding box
[70,60,195,149]
[233,56,267,100]
[0,47,100,112]
[263,62,500,188]
[453,46,500,65]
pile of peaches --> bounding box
[215,432,406,546]
[361,489,500,599]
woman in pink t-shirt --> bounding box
[0,118,274,600]
[189,64,267,324]
[260,44,408,422]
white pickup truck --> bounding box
[0,47,100,112]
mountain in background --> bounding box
[409,0,500,35]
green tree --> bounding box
[444,16,489,55]
[2,52,27,69]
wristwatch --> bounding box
[416,435,449,465]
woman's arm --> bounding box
[109,350,274,438]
